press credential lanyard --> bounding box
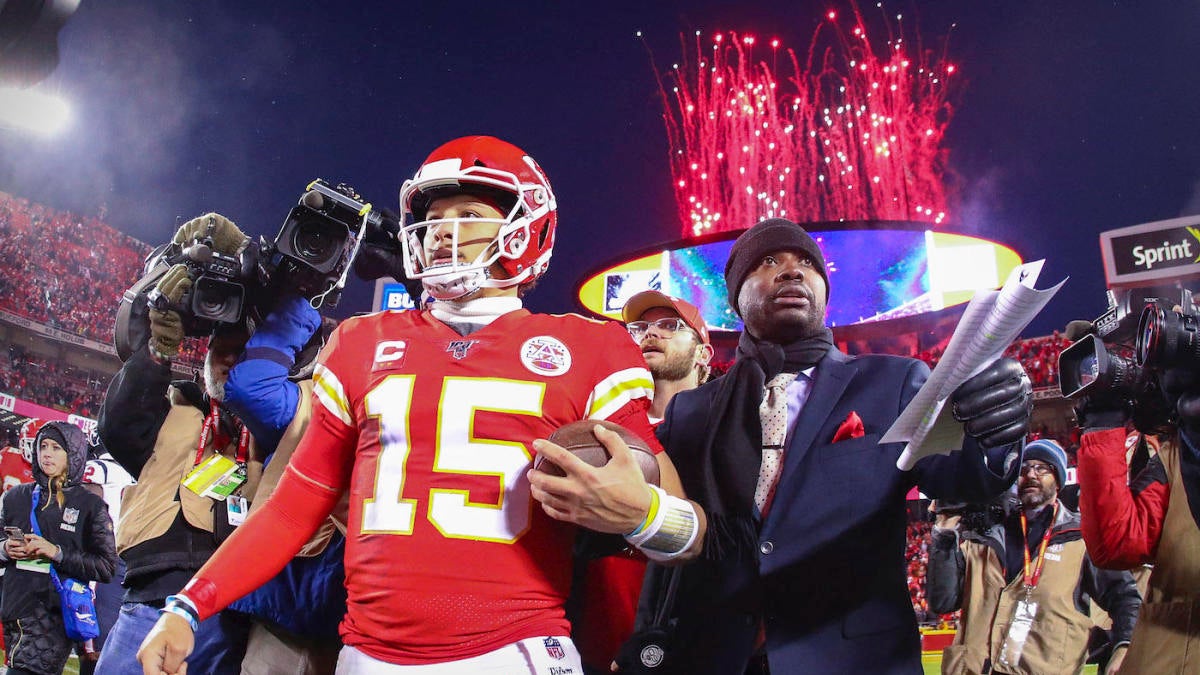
[182,401,250,501]
[194,400,248,467]
[1019,500,1060,592]
[999,500,1060,670]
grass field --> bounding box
[921,653,1100,674]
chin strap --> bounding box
[421,265,534,300]
[422,268,489,300]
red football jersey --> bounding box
[0,445,32,493]
[297,308,657,664]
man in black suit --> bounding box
[630,218,1030,674]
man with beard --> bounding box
[928,439,1141,675]
[622,291,715,422]
[572,291,714,673]
[618,218,1031,674]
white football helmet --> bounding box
[18,418,47,464]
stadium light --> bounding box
[0,86,69,135]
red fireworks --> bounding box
[649,5,958,237]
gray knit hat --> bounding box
[724,218,830,315]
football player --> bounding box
[0,418,42,492]
[137,136,705,674]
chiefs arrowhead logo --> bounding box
[520,336,571,377]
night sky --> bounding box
[2,0,1198,338]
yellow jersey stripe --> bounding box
[313,364,353,426]
[588,367,654,420]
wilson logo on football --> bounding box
[520,336,571,377]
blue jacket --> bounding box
[652,347,1019,674]
[223,297,345,640]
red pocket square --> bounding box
[832,411,865,443]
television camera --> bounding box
[114,179,394,361]
[1058,286,1200,432]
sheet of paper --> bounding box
[882,260,1067,470]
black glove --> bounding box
[951,357,1032,449]
[1161,367,1200,433]
[929,526,959,553]
[1073,396,1130,432]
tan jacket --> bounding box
[1119,439,1200,674]
[938,503,1139,675]
[116,386,265,553]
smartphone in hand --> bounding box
[4,526,26,544]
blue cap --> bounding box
[1023,439,1068,487]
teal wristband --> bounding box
[162,595,200,632]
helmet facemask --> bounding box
[18,419,46,464]
[400,200,527,301]
[399,150,555,302]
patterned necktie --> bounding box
[755,371,798,513]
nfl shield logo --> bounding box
[446,340,478,360]
[543,636,565,660]
[63,507,79,525]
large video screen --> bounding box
[578,229,1020,332]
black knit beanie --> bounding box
[36,425,68,456]
[724,218,830,315]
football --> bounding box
[534,419,661,486]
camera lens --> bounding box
[191,277,244,324]
[292,221,339,266]
[1076,354,1098,389]
[1058,334,1142,399]
[1136,304,1200,369]
[1135,305,1162,366]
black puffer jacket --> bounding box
[0,421,116,675]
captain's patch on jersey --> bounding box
[372,340,409,371]
[520,336,572,377]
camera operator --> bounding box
[927,439,1141,675]
[1074,319,1200,673]
[95,214,339,675]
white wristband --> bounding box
[624,485,698,562]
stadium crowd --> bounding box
[918,332,1069,390]
[906,519,938,624]
[0,345,105,418]
[0,191,149,345]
